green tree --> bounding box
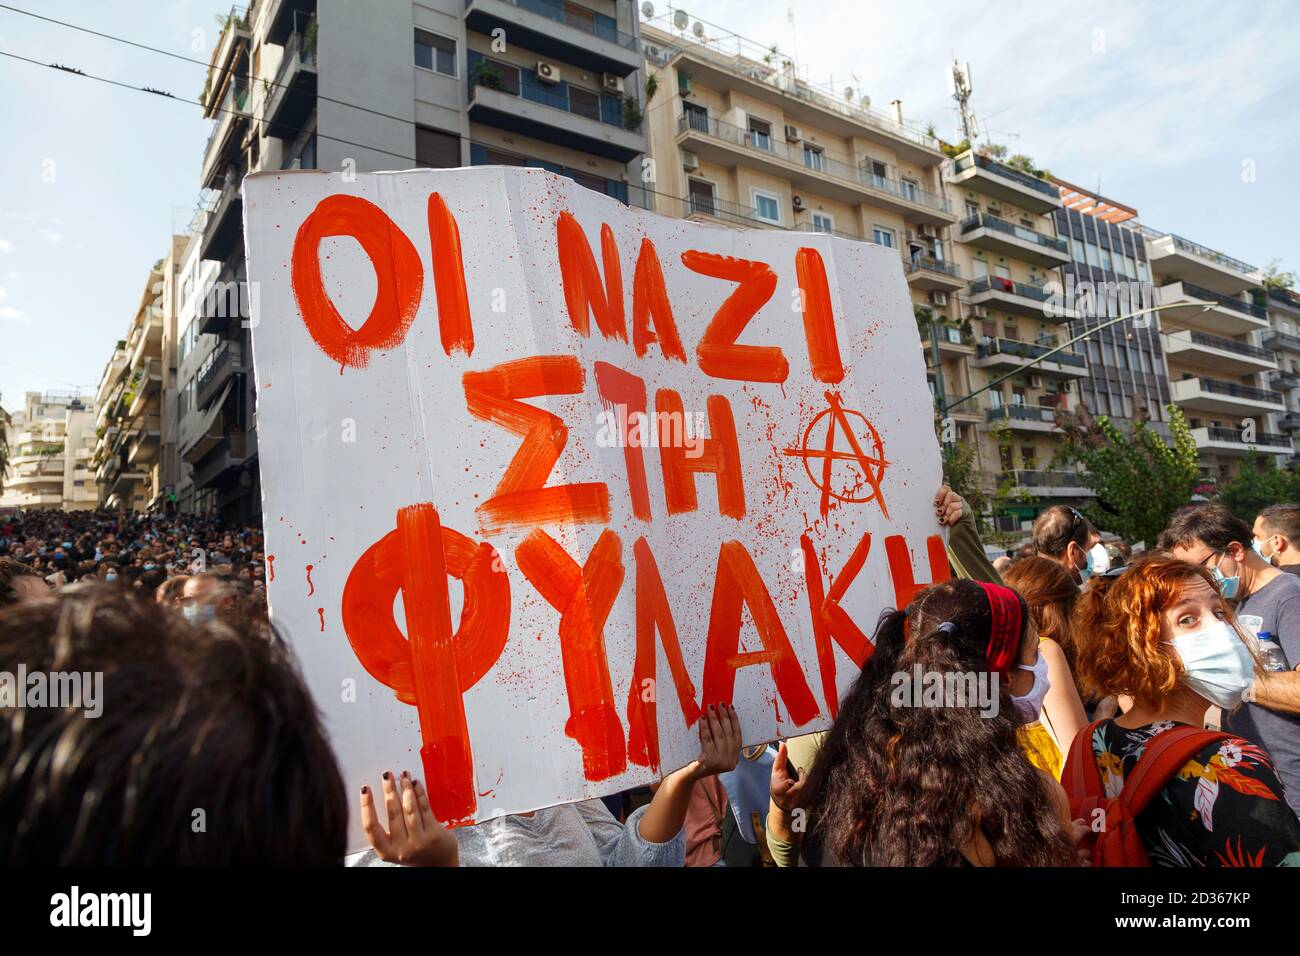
[1216,451,1300,522]
[1054,402,1200,546]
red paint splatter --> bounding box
[317,607,325,631]
[306,564,315,597]
[267,554,276,582]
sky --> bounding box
[2,0,1298,411]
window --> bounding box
[1020,446,1037,470]
[753,190,781,225]
[994,263,1011,280]
[803,144,826,172]
[1100,246,1113,271]
[683,102,709,132]
[748,118,773,151]
[568,86,601,122]
[999,445,1014,470]
[1085,243,1101,268]
[811,212,834,234]
[965,200,980,218]
[688,178,716,217]
[867,159,888,186]
[414,29,456,77]
[416,126,460,168]
[900,179,919,202]
[872,226,894,248]
[1011,388,1027,406]
[1071,238,1086,264]
[970,257,988,278]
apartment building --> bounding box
[1139,229,1288,482]
[1262,286,1300,459]
[192,0,650,522]
[638,16,968,435]
[0,391,99,512]
[942,148,1082,528]
[93,244,186,511]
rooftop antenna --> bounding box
[947,59,976,141]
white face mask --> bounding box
[1165,622,1256,709]
[1012,653,1051,723]
[1087,542,1111,576]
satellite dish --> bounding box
[641,1,655,17]
[692,20,705,38]
[673,9,689,30]
[860,94,871,109]
[843,86,854,101]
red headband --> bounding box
[978,581,1023,676]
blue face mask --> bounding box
[1210,553,1241,600]
[182,603,216,625]
[1165,622,1255,709]
[1253,538,1277,566]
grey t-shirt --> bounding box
[347,799,684,867]
[1230,571,1300,819]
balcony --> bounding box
[967,275,1075,321]
[984,404,1059,433]
[263,12,317,140]
[263,0,315,46]
[920,324,975,359]
[95,350,129,406]
[1172,377,1286,417]
[957,213,1069,267]
[197,342,246,410]
[1141,228,1259,295]
[1163,329,1277,375]
[464,0,641,77]
[1265,287,1300,316]
[1277,412,1300,432]
[1271,369,1300,390]
[468,81,643,163]
[199,267,246,337]
[1191,426,1293,458]
[973,337,1089,379]
[1156,281,1269,336]
[200,171,243,263]
[945,150,1062,214]
[675,113,953,224]
[1263,329,1300,354]
[903,255,964,292]
[192,431,252,489]
[200,77,250,190]
[126,415,162,466]
[1001,469,1096,498]
[673,193,774,229]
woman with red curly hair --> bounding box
[1067,554,1300,866]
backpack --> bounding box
[1063,719,1230,866]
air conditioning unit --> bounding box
[929,291,948,307]
[682,151,699,171]
[792,195,806,212]
[970,305,988,319]
[919,223,937,239]
[1028,375,1045,388]
[784,124,802,142]
[536,61,561,84]
[602,73,624,94]
[905,230,915,242]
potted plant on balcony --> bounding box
[470,59,507,93]
[622,95,643,131]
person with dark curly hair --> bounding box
[787,578,1085,866]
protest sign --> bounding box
[242,166,948,843]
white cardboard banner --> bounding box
[242,167,948,848]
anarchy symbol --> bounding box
[783,391,890,520]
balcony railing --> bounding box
[960,213,1068,254]
[202,77,249,164]
[1271,369,1300,389]
[1201,426,1292,449]
[495,0,639,50]
[1191,377,1283,403]
[680,193,769,227]
[1172,280,1267,319]
[1263,330,1300,353]
[1139,225,1258,276]
[1001,469,1090,489]
[922,325,972,347]
[677,113,951,213]
[1177,329,1275,361]
[950,152,1059,200]
[987,404,1058,425]
[977,337,1086,368]
[968,275,1051,302]
[904,255,961,280]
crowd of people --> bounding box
[1,497,1299,867]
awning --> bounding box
[180,380,233,463]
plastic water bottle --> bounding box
[1257,632,1290,673]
